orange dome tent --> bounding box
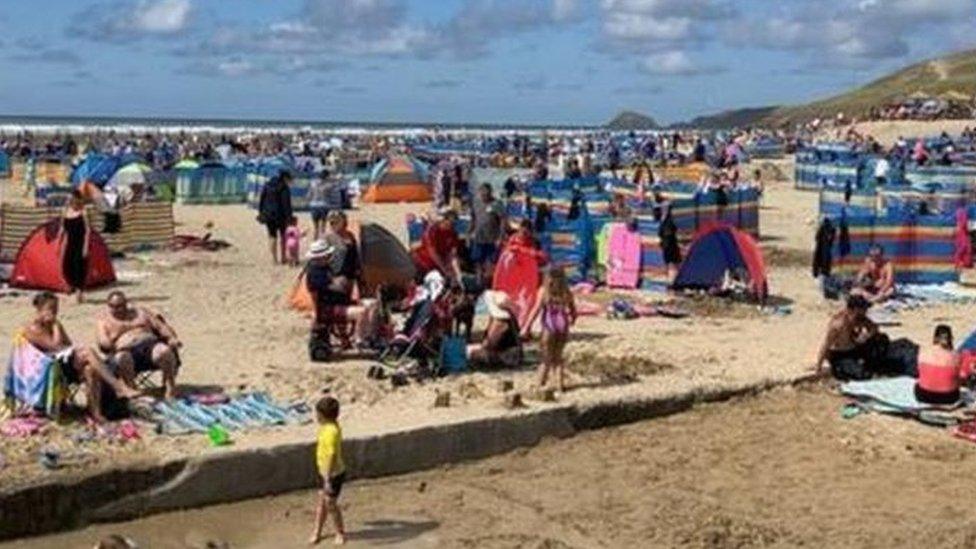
[286,222,416,313]
[360,156,431,203]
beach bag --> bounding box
[880,337,919,377]
[440,336,467,374]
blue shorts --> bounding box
[470,243,498,264]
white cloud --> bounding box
[730,0,976,68]
[68,0,194,42]
[640,50,705,75]
[603,14,692,42]
[552,0,579,21]
[133,0,192,33]
[216,59,254,77]
[599,0,731,81]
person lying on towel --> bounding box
[814,295,884,380]
[24,292,140,422]
[851,244,895,304]
[96,290,181,400]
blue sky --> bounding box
[0,0,974,125]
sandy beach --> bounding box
[3,121,976,495]
[12,384,976,549]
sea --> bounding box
[0,114,596,136]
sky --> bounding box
[0,0,974,126]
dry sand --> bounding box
[3,151,976,492]
[831,119,975,146]
[12,384,976,549]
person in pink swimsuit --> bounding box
[284,216,304,267]
[522,266,577,392]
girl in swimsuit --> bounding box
[522,266,577,392]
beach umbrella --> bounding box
[108,162,152,190]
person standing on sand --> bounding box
[521,267,577,392]
[60,189,91,303]
[307,171,334,241]
[468,183,505,283]
[257,171,294,264]
[310,396,347,546]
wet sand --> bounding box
[9,385,976,549]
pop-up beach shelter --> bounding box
[673,224,768,299]
[10,220,116,292]
[361,156,431,203]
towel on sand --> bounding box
[840,376,972,413]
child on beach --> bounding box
[284,216,304,267]
[522,266,577,392]
[310,396,347,546]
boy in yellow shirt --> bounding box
[310,396,347,545]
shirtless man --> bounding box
[23,292,139,422]
[96,291,180,399]
[814,295,880,379]
[851,244,895,304]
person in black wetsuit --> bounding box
[657,201,681,282]
[60,190,90,303]
[257,171,294,265]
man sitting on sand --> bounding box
[851,244,895,304]
[96,291,181,399]
[814,295,882,380]
[23,292,140,422]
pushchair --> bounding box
[378,271,453,376]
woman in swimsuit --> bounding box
[522,266,577,392]
[915,325,962,404]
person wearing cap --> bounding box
[411,208,463,284]
[466,290,521,368]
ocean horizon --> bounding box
[0,114,599,134]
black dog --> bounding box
[450,286,475,341]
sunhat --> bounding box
[483,290,512,320]
[306,240,335,259]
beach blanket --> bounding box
[877,283,976,314]
[3,331,68,417]
[151,392,309,435]
[840,377,973,418]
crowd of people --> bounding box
[866,97,976,122]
